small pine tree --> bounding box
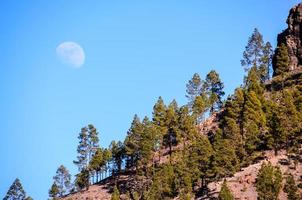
[273,43,289,77]
[111,186,120,200]
[4,178,28,200]
[256,162,282,200]
[284,174,300,200]
[75,169,90,191]
[48,183,60,200]
[218,180,234,200]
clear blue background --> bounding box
[0,0,300,199]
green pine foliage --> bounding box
[49,165,72,198]
[243,90,266,157]
[273,43,290,77]
[204,70,225,113]
[212,131,238,178]
[89,148,104,182]
[124,114,144,169]
[256,162,282,200]
[218,180,234,200]
[284,174,300,200]
[4,178,27,200]
[111,186,120,200]
[48,183,60,200]
[110,140,125,175]
[74,125,100,172]
[185,73,204,108]
[75,169,90,191]
[163,100,180,162]
[4,179,33,200]
[241,28,273,83]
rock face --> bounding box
[274,3,302,72]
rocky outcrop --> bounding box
[274,3,302,74]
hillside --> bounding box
[54,3,302,200]
[60,149,302,200]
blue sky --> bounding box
[0,0,300,199]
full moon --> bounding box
[56,41,85,68]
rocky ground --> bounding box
[207,150,302,200]
[61,149,302,200]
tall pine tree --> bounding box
[204,70,225,113]
[186,73,204,108]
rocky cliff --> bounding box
[274,3,302,73]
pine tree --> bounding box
[188,134,213,188]
[186,73,204,107]
[243,90,266,157]
[124,115,143,169]
[241,28,273,83]
[280,90,300,151]
[111,186,120,200]
[48,183,60,200]
[220,91,246,161]
[269,108,285,155]
[87,124,100,163]
[152,97,167,163]
[110,140,125,175]
[74,124,100,183]
[139,117,156,176]
[241,28,264,72]
[75,169,90,191]
[102,148,112,179]
[163,100,180,162]
[73,127,89,171]
[212,131,238,178]
[284,174,300,200]
[273,43,290,77]
[269,91,299,155]
[89,148,104,183]
[245,66,264,96]
[259,42,273,82]
[51,165,71,197]
[192,94,207,123]
[204,70,225,113]
[178,105,196,154]
[4,178,29,200]
[256,162,282,200]
[218,180,234,200]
